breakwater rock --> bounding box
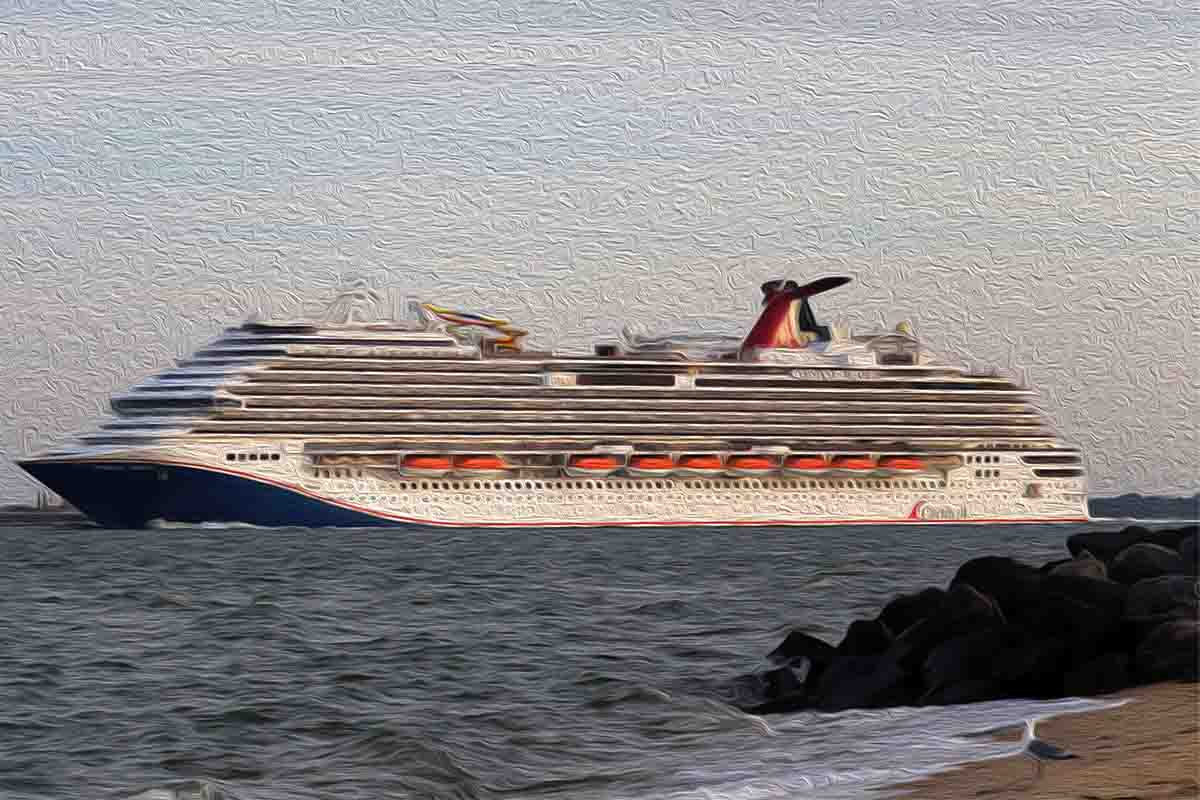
[731,524,1198,715]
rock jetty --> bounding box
[731,524,1199,715]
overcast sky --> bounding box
[2,0,1197,501]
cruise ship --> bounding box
[18,277,1089,528]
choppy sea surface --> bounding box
[0,522,1135,800]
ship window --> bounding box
[237,453,246,461]
[226,453,235,461]
[271,453,280,461]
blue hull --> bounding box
[18,460,395,529]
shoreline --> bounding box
[890,681,1200,799]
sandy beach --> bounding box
[894,681,1200,799]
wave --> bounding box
[120,779,243,800]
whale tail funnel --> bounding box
[742,276,852,352]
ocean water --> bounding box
[0,521,1135,800]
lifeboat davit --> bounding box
[877,456,927,474]
[828,455,876,474]
[566,454,621,477]
[725,455,776,477]
[676,454,724,476]
[627,454,675,478]
[403,454,453,476]
[783,455,829,475]
[454,455,509,475]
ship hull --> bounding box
[19,457,1089,529]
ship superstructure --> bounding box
[18,278,1089,527]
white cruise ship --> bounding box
[18,277,1089,528]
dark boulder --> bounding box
[951,557,1042,619]
[920,679,1006,707]
[837,619,894,657]
[812,655,915,712]
[1125,576,1198,619]
[1022,590,1117,666]
[1049,551,1107,580]
[1110,543,1186,585]
[891,583,1005,673]
[1068,526,1192,563]
[767,630,836,676]
[1134,620,1199,683]
[1113,613,1184,655]
[1039,557,1073,574]
[921,628,1009,692]
[877,587,946,638]
[1179,535,1197,576]
[1063,652,1130,697]
[990,634,1070,698]
[1042,573,1129,621]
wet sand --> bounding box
[893,681,1200,799]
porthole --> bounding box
[271,453,280,461]
[226,453,235,461]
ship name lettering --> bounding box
[790,369,877,381]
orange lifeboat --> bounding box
[783,455,829,474]
[676,454,724,476]
[566,454,621,476]
[454,455,509,475]
[877,456,927,474]
[627,454,675,478]
[725,455,776,476]
[829,455,876,474]
[403,454,452,475]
